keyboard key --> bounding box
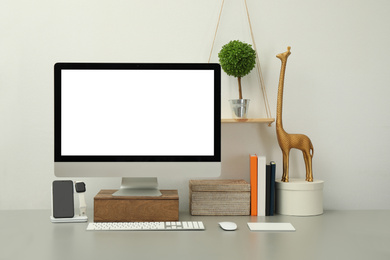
[193,222,199,229]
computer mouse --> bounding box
[219,222,237,231]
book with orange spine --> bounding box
[250,154,258,216]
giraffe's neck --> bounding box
[276,53,290,134]
[276,61,286,130]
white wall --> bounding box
[1,0,390,211]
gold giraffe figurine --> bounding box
[276,47,314,182]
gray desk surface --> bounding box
[1,210,389,260]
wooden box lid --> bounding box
[189,179,250,192]
[94,189,179,200]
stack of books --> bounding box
[189,179,250,216]
[250,154,276,216]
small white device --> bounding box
[86,221,205,231]
[218,222,237,231]
[247,222,295,232]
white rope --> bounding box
[208,0,225,64]
[243,0,272,120]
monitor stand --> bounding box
[112,177,162,197]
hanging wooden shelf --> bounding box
[209,0,274,126]
[221,118,275,124]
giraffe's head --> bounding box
[276,46,291,61]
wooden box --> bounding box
[94,190,179,222]
[189,179,250,216]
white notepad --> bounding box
[247,222,295,232]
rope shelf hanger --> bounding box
[208,0,274,125]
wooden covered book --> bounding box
[189,179,250,216]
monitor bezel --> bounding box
[54,62,221,163]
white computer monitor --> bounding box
[54,63,221,196]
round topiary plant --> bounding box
[218,40,256,99]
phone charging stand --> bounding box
[50,215,88,223]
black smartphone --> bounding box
[52,180,74,218]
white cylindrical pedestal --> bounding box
[275,178,324,216]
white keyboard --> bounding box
[87,221,205,231]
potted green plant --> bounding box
[218,40,256,118]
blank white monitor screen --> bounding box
[54,63,221,190]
